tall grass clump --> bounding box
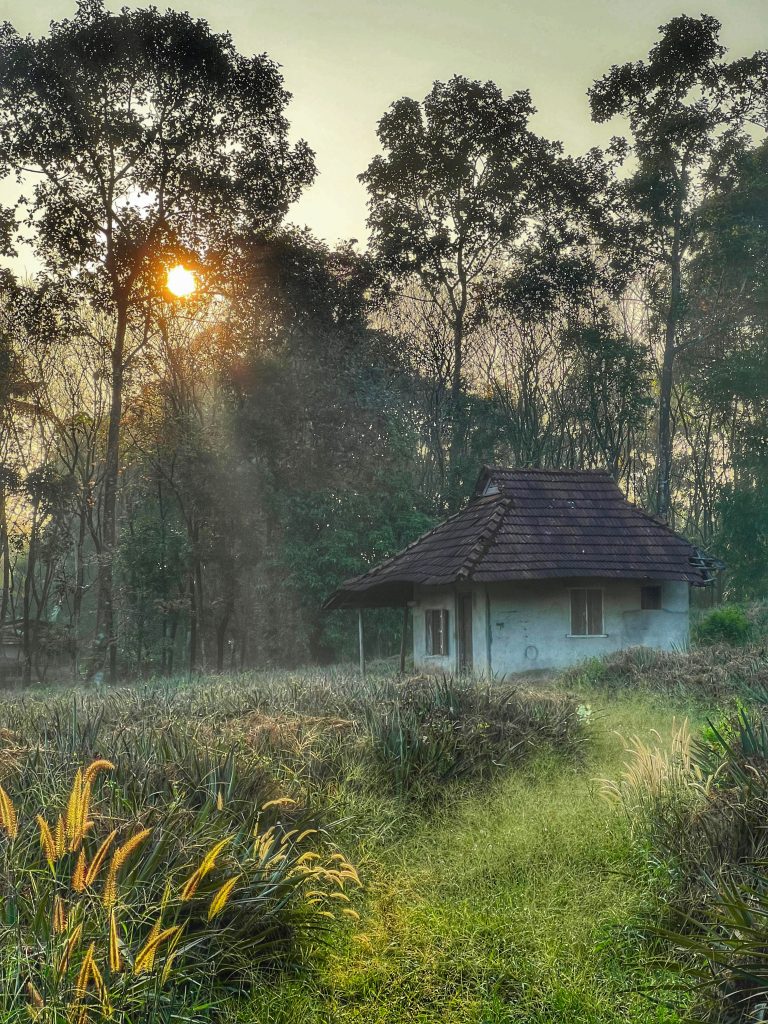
[0,757,359,1023]
[650,708,768,1021]
[598,720,712,844]
[7,673,585,803]
[601,699,768,1021]
[361,676,586,795]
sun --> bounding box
[166,264,196,298]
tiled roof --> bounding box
[323,467,717,609]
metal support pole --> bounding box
[358,608,365,677]
[399,604,408,675]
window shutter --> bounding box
[425,609,449,655]
[587,590,603,635]
[641,586,662,610]
[439,609,448,655]
[571,589,603,635]
[571,590,587,635]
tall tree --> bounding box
[685,139,768,586]
[0,0,315,679]
[589,14,764,519]
[360,76,566,505]
[361,75,617,507]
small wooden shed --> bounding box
[324,467,718,676]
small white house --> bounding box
[325,467,718,677]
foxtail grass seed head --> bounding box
[53,894,68,934]
[75,941,96,998]
[59,922,83,976]
[134,918,161,975]
[85,830,117,887]
[201,835,232,874]
[109,910,122,974]
[179,864,205,902]
[102,868,118,911]
[55,816,66,859]
[260,797,298,811]
[0,784,18,839]
[76,779,93,846]
[66,769,83,848]
[84,760,115,786]
[38,815,57,865]
[103,829,151,908]
[181,835,232,901]
[89,956,111,1018]
[134,925,182,976]
[112,828,151,871]
[72,849,87,892]
[208,874,240,920]
[26,982,44,1009]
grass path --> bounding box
[240,694,698,1024]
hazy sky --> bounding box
[1,0,765,260]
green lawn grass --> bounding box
[236,692,702,1024]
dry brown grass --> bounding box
[213,711,355,752]
[564,640,768,700]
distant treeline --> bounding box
[0,3,766,682]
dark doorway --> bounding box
[458,593,473,672]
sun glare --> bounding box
[166,264,196,298]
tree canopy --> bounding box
[0,6,766,681]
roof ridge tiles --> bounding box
[456,497,512,581]
[485,465,614,477]
[333,493,504,590]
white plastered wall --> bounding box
[412,578,690,676]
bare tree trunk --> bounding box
[186,518,202,675]
[168,611,178,677]
[657,211,683,521]
[188,570,198,675]
[72,488,88,677]
[447,313,466,509]
[216,596,233,673]
[21,501,39,687]
[99,300,128,683]
[195,556,205,666]
[0,483,9,625]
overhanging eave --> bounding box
[322,581,415,611]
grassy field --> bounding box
[239,691,703,1024]
[0,658,735,1024]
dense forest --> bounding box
[0,2,766,682]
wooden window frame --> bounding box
[568,588,605,637]
[641,585,663,610]
[425,608,449,656]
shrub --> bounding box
[0,759,359,1023]
[693,605,752,647]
